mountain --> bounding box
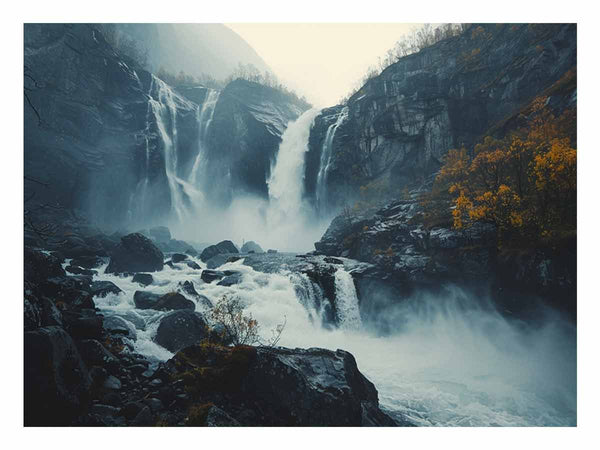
[111,24,271,80]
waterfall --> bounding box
[267,108,320,222]
[315,106,349,212]
[334,268,362,329]
[149,76,187,221]
[189,89,220,185]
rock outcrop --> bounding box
[199,240,239,262]
[305,24,577,210]
[161,343,398,426]
[106,233,164,274]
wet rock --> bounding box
[70,255,105,269]
[178,281,213,309]
[205,405,241,426]
[132,406,154,426]
[24,247,66,284]
[90,281,122,297]
[103,375,122,390]
[217,272,243,287]
[132,273,153,286]
[65,265,98,276]
[106,233,164,274]
[200,240,239,262]
[103,316,136,339]
[171,253,188,263]
[206,253,233,269]
[267,249,278,254]
[133,291,161,309]
[155,292,195,311]
[24,326,92,426]
[201,269,226,283]
[155,310,209,353]
[186,261,201,270]
[64,313,104,340]
[78,339,119,371]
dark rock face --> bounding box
[170,253,188,263]
[315,193,576,322]
[200,269,226,283]
[240,241,263,254]
[204,79,310,201]
[24,247,66,284]
[106,233,164,274]
[154,311,210,353]
[90,281,122,297]
[163,344,396,426]
[154,293,196,312]
[200,240,239,262]
[133,291,161,310]
[132,273,154,286]
[205,253,237,269]
[306,24,577,209]
[178,281,213,309]
[217,273,243,287]
[24,326,92,426]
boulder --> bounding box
[240,241,263,254]
[133,290,161,309]
[132,273,154,286]
[24,247,66,284]
[90,281,122,298]
[201,269,226,283]
[200,240,239,262]
[103,315,136,339]
[155,310,209,353]
[267,249,278,254]
[217,272,243,287]
[186,261,201,270]
[105,233,164,274]
[149,226,171,243]
[65,265,97,276]
[171,253,188,263]
[77,339,119,371]
[165,344,396,426]
[24,326,92,426]
[70,255,105,269]
[178,281,213,309]
[155,292,195,312]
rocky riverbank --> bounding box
[23,225,400,426]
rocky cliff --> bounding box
[306,23,577,210]
[25,24,308,230]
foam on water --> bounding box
[89,257,576,426]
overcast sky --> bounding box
[226,23,419,107]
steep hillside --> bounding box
[306,24,576,210]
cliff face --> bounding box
[306,23,577,209]
[205,79,309,201]
[24,24,308,229]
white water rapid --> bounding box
[89,254,576,427]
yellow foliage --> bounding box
[432,96,576,242]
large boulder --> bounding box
[105,233,164,274]
[133,291,161,310]
[154,310,209,353]
[165,344,397,426]
[132,273,154,286]
[155,293,195,312]
[200,240,239,262]
[24,247,66,284]
[24,326,92,425]
[90,281,122,298]
[240,241,263,254]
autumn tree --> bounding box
[430,96,576,244]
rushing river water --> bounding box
[82,254,576,427]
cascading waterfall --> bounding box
[149,77,186,221]
[315,106,349,212]
[333,268,362,329]
[267,107,320,222]
[189,89,220,185]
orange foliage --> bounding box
[433,96,576,242]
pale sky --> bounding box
[226,23,419,107]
